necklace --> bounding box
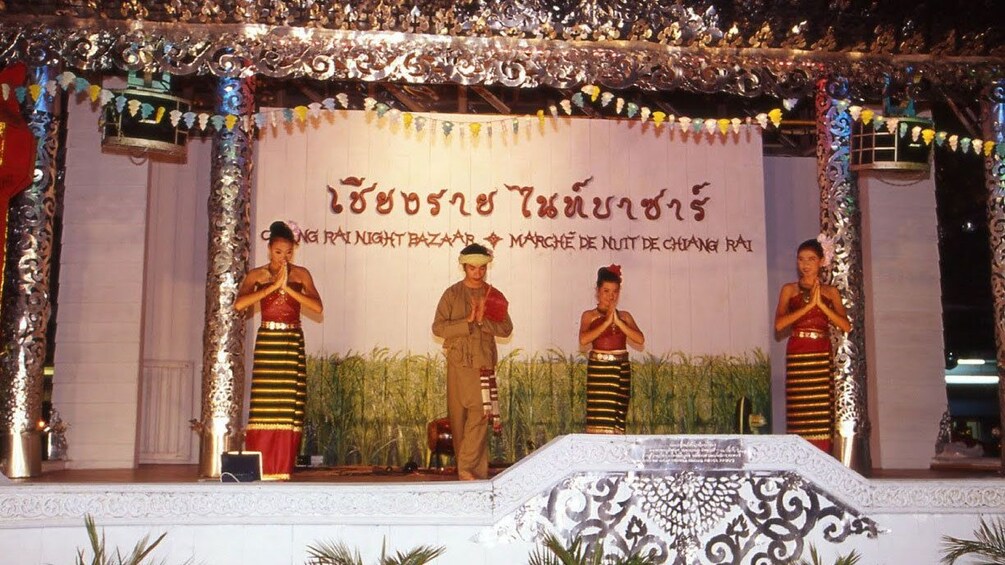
[797,282,813,304]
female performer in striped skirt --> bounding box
[774,238,850,453]
[579,265,645,434]
[235,221,323,479]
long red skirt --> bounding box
[785,335,833,453]
[244,326,306,480]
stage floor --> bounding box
[16,463,504,483]
[10,460,1000,484]
[4,436,1005,565]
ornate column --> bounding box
[0,65,61,478]
[196,75,256,478]
[815,77,872,473]
[980,79,1005,474]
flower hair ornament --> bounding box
[286,220,304,242]
[816,234,835,268]
[607,264,622,278]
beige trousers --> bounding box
[446,363,489,480]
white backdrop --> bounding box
[253,111,768,357]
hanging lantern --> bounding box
[0,62,37,264]
[100,71,191,162]
[850,113,933,173]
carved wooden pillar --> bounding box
[0,65,62,478]
[815,76,872,474]
[196,74,256,478]
[979,79,1005,474]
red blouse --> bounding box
[588,311,628,351]
[258,282,303,324]
[787,291,833,334]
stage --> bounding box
[16,460,999,484]
[3,435,1005,565]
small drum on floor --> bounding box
[426,417,454,469]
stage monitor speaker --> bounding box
[220,451,262,483]
[100,72,191,162]
[850,116,932,173]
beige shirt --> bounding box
[432,281,514,369]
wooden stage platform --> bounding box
[3,436,1005,565]
[13,460,1000,484]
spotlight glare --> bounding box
[956,358,986,365]
[945,375,999,385]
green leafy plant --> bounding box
[941,516,1005,564]
[305,348,770,466]
[74,514,173,565]
[527,533,658,565]
[791,545,862,565]
[305,539,445,565]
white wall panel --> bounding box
[53,92,148,469]
[861,171,946,469]
[254,112,769,359]
[140,136,212,463]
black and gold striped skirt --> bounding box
[785,345,833,450]
[586,351,632,434]
[245,325,306,479]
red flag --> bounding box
[0,63,37,272]
[483,286,509,323]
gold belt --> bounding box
[793,330,827,340]
[261,321,301,330]
[589,350,629,362]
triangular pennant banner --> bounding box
[767,109,782,128]
[57,71,76,90]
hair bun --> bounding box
[596,265,623,286]
[268,221,296,243]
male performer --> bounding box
[432,244,513,480]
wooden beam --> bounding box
[940,89,980,139]
[294,82,325,104]
[457,85,468,113]
[471,86,511,114]
[384,84,428,113]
